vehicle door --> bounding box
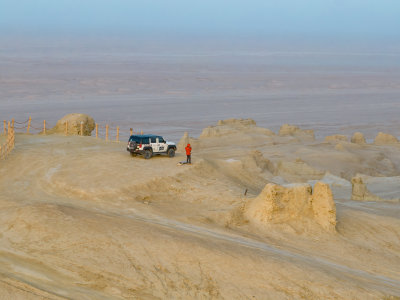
[157,137,166,152]
[150,137,159,152]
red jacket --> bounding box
[185,144,192,155]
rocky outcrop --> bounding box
[278,124,315,140]
[178,131,190,150]
[351,132,366,145]
[177,132,198,153]
[250,150,275,173]
[199,118,274,138]
[217,118,256,126]
[244,182,336,232]
[50,113,95,136]
[311,182,337,231]
[275,159,325,182]
[242,150,275,173]
[351,176,381,201]
[374,132,399,145]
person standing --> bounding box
[185,143,192,164]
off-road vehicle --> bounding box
[127,134,177,159]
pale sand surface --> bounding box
[0,121,399,299]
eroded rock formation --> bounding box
[275,159,325,182]
[311,182,337,231]
[199,118,274,138]
[278,124,315,140]
[351,132,366,145]
[244,182,336,232]
[50,113,95,136]
[374,132,399,145]
[351,176,381,201]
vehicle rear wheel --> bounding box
[144,149,152,159]
[130,152,137,157]
[167,148,175,157]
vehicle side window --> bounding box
[159,137,165,143]
[150,137,156,143]
[141,138,149,144]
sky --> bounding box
[0,0,399,39]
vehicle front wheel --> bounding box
[144,150,152,159]
[167,148,175,157]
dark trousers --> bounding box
[186,155,191,164]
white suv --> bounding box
[127,134,176,159]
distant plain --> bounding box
[1,38,399,141]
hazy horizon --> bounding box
[1,0,400,141]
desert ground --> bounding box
[1,39,400,299]
[0,118,399,299]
